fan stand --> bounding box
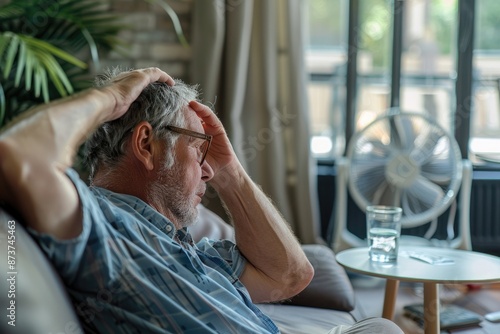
[330,157,473,253]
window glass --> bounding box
[400,0,457,134]
[305,0,348,158]
[306,0,500,162]
[355,0,393,131]
[471,0,500,162]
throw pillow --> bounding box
[284,244,356,311]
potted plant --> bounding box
[0,0,129,127]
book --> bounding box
[403,304,483,330]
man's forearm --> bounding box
[0,88,113,167]
[211,162,314,302]
[0,88,115,237]
[0,67,173,237]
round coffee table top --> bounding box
[336,246,500,283]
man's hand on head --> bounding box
[188,101,237,174]
[101,67,175,122]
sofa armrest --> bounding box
[0,205,84,334]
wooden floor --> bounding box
[350,275,500,334]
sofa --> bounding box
[0,204,367,334]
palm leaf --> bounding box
[0,83,5,126]
[0,35,8,56]
[0,3,23,20]
[23,36,87,68]
[145,0,189,47]
[0,32,87,101]
[81,27,102,72]
[1,0,125,60]
[33,65,43,100]
[50,1,126,51]
[36,51,74,96]
[2,33,20,78]
[25,49,34,91]
[14,40,26,87]
[0,1,118,127]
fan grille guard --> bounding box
[346,111,463,228]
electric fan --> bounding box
[332,109,473,252]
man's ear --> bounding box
[130,121,157,171]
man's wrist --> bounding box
[211,161,247,193]
[87,87,118,123]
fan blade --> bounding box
[351,145,391,170]
[351,165,387,201]
[372,183,402,208]
[411,130,446,165]
[354,138,393,158]
[402,176,444,216]
[420,158,454,185]
[389,114,418,151]
[371,181,389,204]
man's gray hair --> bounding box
[84,67,199,181]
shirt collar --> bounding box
[90,186,177,238]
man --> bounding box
[0,68,402,333]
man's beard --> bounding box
[150,160,199,228]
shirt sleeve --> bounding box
[195,237,248,278]
[27,168,114,285]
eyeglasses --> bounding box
[165,125,212,166]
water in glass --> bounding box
[369,226,399,262]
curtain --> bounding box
[190,0,320,244]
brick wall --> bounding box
[100,0,193,81]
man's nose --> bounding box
[201,160,214,181]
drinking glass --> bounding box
[366,205,402,263]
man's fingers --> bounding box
[189,100,209,113]
[189,101,218,126]
[114,68,174,88]
[103,68,175,121]
[143,67,175,86]
[130,68,174,87]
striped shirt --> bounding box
[30,169,279,334]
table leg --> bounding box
[382,279,400,319]
[423,282,440,334]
